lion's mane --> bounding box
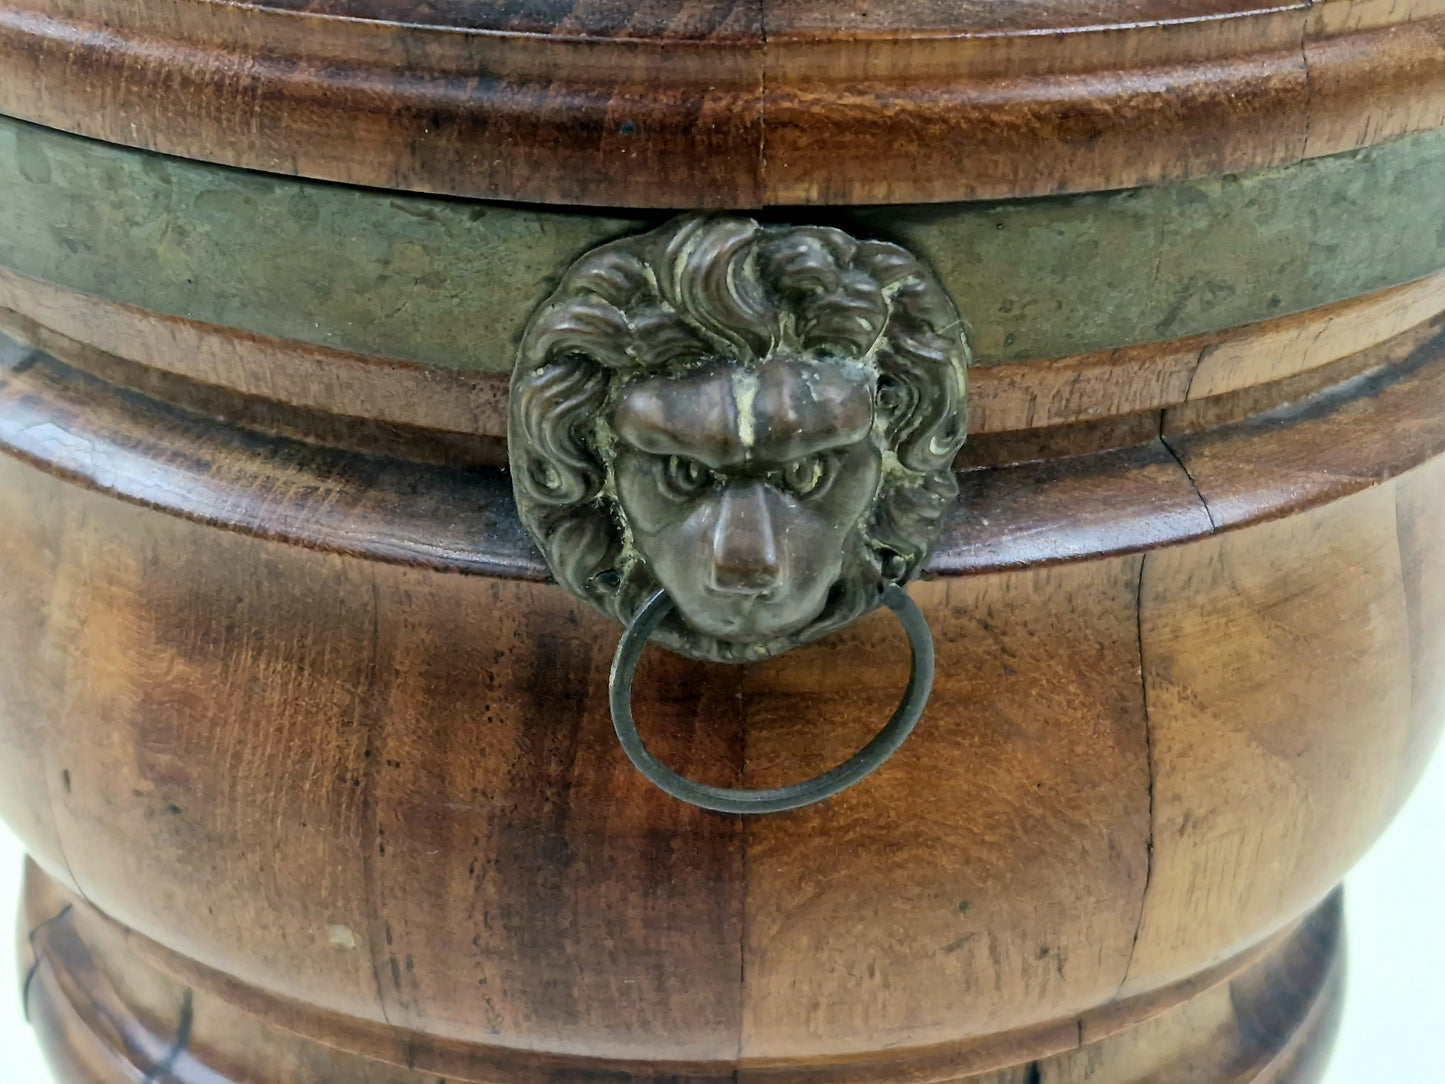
[508,216,970,662]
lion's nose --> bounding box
[709,482,784,595]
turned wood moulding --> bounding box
[1,0,1445,205]
[0,0,1444,1079]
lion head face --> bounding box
[610,353,884,644]
[508,216,969,663]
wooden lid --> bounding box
[1,0,1443,207]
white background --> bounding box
[0,750,1441,1081]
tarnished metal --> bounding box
[508,214,968,809]
[609,585,935,814]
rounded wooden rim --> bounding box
[3,310,1442,581]
[0,0,1442,206]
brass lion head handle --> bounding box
[508,216,969,811]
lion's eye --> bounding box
[781,455,829,497]
[661,455,712,498]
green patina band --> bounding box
[2,114,1444,372]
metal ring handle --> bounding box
[608,584,936,815]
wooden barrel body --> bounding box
[0,1,1443,1078]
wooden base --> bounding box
[18,863,1343,1084]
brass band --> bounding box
[2,116,1445,375]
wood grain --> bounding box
[0,22,1440,1064]
[1389,454,1445,810]
[1124,481,1415,993]
[19,866,1344,1083]
[0,460,1370,1077]
[1161,321,1445,528]
[0,430,69,888]
[740,561,1151,1055]
[2,304,1443,1078]
[0,0,1441,205]
[7,314,1445,581]
[0,338,546,579]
